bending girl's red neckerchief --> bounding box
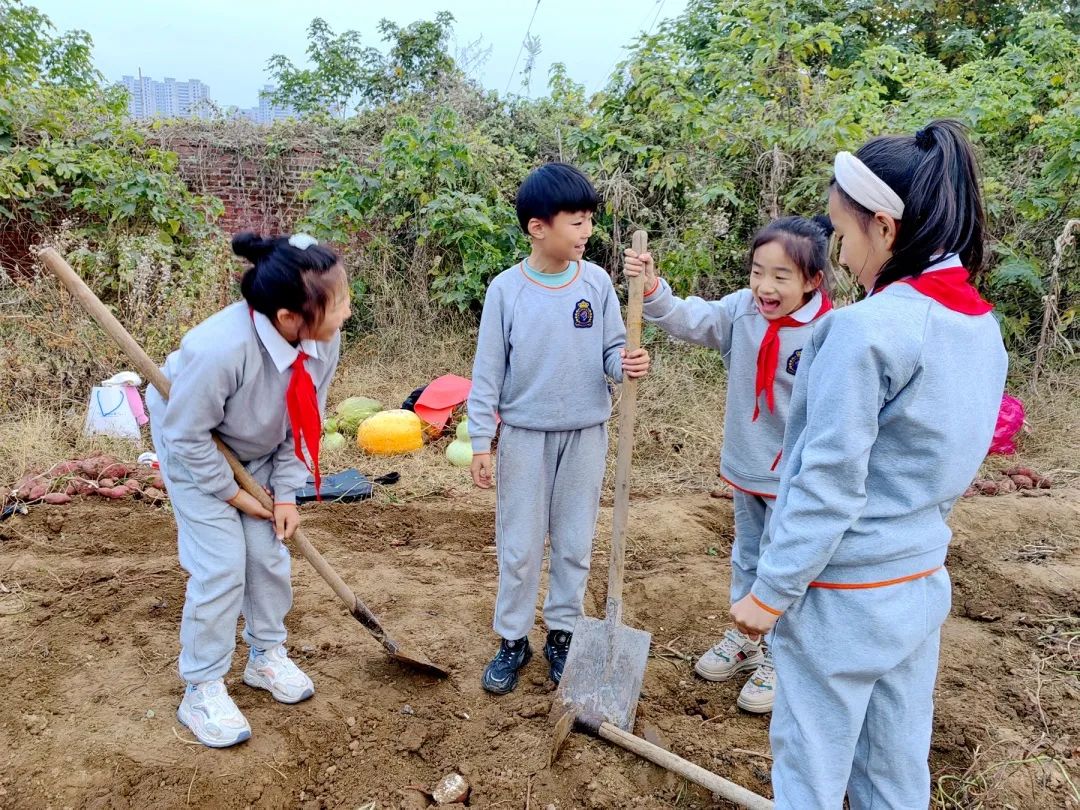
[753,293,832,421]
[897,265,993,315]
[286,351,322,500]
[249,307,323,499]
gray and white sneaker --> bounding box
[694,629,764,682]
[243,645,315,704]
[177,679,252,748]
[736,647,777,714]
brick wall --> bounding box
[0,122,354,276]
[167,139,324,238]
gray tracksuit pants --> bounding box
[769,567,952,808]
[155,434,292,684]
[493,423,607,640]
[730,490,774,604]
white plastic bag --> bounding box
[83,372,146,440]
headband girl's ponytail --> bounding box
[832,119,985,291]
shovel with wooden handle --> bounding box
[40,247,448,678]
[555,229,652,731]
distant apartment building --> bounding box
[236,85,297,124]
[120,75,213,120]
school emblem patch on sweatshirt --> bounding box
[786,349,802,375]
[574,299,594,328]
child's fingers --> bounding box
[281,509,300,540]
[471,455,493,489]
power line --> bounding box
[505,0,543,95]
[646,0,667,36]
[588,0,668,96]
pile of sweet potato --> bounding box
[964,465,1053,498]
[7,456,166,506]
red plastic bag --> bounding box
[988,394,1025,455]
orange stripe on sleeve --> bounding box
[750,593,783,616]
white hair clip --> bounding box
[833,152,905,220]
[288,233,318,250]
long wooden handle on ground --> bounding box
[39,248,447,676]
[605,230,647,622]
[582,714,774,810]
[552,711,774,809]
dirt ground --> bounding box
[0,488,1077,809]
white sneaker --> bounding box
[243,645,314,704]
[737,647,776,714]
[695,629,764,682]
[176,679,252,748]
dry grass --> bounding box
[0,405,148,490]
[0,405,71,487]
[3,312,1079,503]
[932,741,1079,809]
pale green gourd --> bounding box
[446,437,472,467]
[322,431,347,452]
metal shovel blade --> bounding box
[348,603,449,677]
[556,613,651,732]
[384,647,448,678]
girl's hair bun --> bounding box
[231,231,275,263]
[812,214,834,238]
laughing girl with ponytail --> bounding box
[729,121,1008,809]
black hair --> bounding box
[750,215,834,293]
[233,232,343,326]
[515,162,599,233]
[831,119,985,291]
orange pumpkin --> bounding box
[357,409,424,455]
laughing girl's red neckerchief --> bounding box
[898,265,993,315]
[753,294,832,421]
[286,352,322,500]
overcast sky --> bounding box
[33,0,688,108]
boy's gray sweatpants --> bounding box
[155,434,293,684]
[493,423,607,640]
[769,567,952,809]
[730,490,773,604]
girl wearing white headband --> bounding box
[146,232,351,748]
[730,120,1007,808]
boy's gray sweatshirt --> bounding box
[751,281,1007,613]
[467,261,626,453]
[643,280,829,496]
[145,302,340,504]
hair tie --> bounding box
[288,233,318,250]
[914,128,933,149]
[833,152,905,220]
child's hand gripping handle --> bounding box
[606,230,646,623]
[38,247,379,634]
[624,231,647,353]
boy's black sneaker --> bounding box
[544,630,573,685]
[481,637,532,694]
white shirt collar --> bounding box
[922,253,962,274]
[251,310,320,373]
[789,290,825,324]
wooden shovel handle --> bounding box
[605,230,647,619]
[39,248,370,625]
[577,714,774,809]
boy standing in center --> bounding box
[467,163,650,694]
